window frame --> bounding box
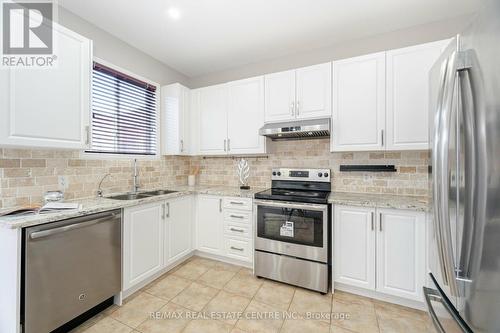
[81,57,161,160]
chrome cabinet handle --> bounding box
[166,202,170,218]
[219,198,223,212]
[381,129,384,146]
[180,139,184,152]
[296,101,300,116]
[230,246,244,251]
[224,139,227,152]
[230,201,244,205]
[227,138,230,151]
[85,125,91,147]
[230,227,244,233]
[371,212,374,231]
[230,214,245,219]
[162,203,166,220]
[379,212,383,231]
[290,102,295,116]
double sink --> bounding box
[108,189,177,201]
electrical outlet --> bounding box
[363,174,373,182]
[58,176,68,190]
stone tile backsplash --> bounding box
[0,139,429,210]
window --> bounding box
[87,62,158,155]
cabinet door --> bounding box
[180,85,191,155]
[227,76,266,154]
[333,205,376,290]
[0,23,92,149]
[198,84,228,155]
[162,83,182,155]
[196,195,224,255]
[264,69,296,122]
[165,196,193,265]
[123,202,164,290]
[386,40,450,150]
[331,52,386,151]
[376,208,426,301]
[295,63,332,119]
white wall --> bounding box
[188,14,474,88]
[57,6,189,86]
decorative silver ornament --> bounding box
[237,159,250,189]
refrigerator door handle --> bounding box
[438,49,461,296]
[423,287,446,333]
[433,55,452,288]
[456,58,476,282]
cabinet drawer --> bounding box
[225,237,252,262]
[223,197,252,211]
[223,210,252,224]
[224,222,252,238]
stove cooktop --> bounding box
[254,188,330,204]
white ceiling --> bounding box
[59,0,479,78]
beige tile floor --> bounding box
[71,256,435,333]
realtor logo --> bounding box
[3,2,53,54]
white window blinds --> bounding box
[87,62,158,155]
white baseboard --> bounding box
[333,282,427,311]
[194,250,253,269]
[121,251,196,299]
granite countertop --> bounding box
[328,192,430,212]
[1,187,429,229]
[0,185,265,229]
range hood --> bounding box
[259,118,330,140]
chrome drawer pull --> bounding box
[230,214,245,219]
[230,228,244,233]
[230,201,244,205]
[230,246,244,251]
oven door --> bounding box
[254,199,328,262]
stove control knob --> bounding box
[324,173,329,177]
[318,172,323,177]
[277,172,281,176]
[272,171,277,176]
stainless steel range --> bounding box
[254,168,331,293]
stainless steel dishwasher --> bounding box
[23,210,121,333]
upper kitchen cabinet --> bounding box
[162,83,192,155]
[227,76,266,154]
[385,39,450,150]
[331,52,386,152]
[331,39,449,152]
[0,23,92,149]
[197,83,228,155]
[264,63,332,123]
[295,63,332,119]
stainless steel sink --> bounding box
[107,193,152,200]
[141,190,178,196]
[107,190,178,200]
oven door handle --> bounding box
[254,199,328,212]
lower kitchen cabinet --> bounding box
[196,195,253,264]
[334,205,376,290]
[196,195,224,255]
[333,205,426,301]
[164,196,193,265]
[123,202,164,291]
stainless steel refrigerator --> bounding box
[426,0,500,332]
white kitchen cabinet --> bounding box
[264,69,296,122]
[376,208,426,301]
[385,40,450,150]
[295,63,332,119]
[227,76,266,154]
[196,195,224,255]
[264,63,331,123]
[334,205,376,290]
[198,84,228,155]
[333,205,426,301]
[0,23,92,149]
[123,202,164,291]
[162,83,191,155]
[331,52,386,152]
[164,196,193,265]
